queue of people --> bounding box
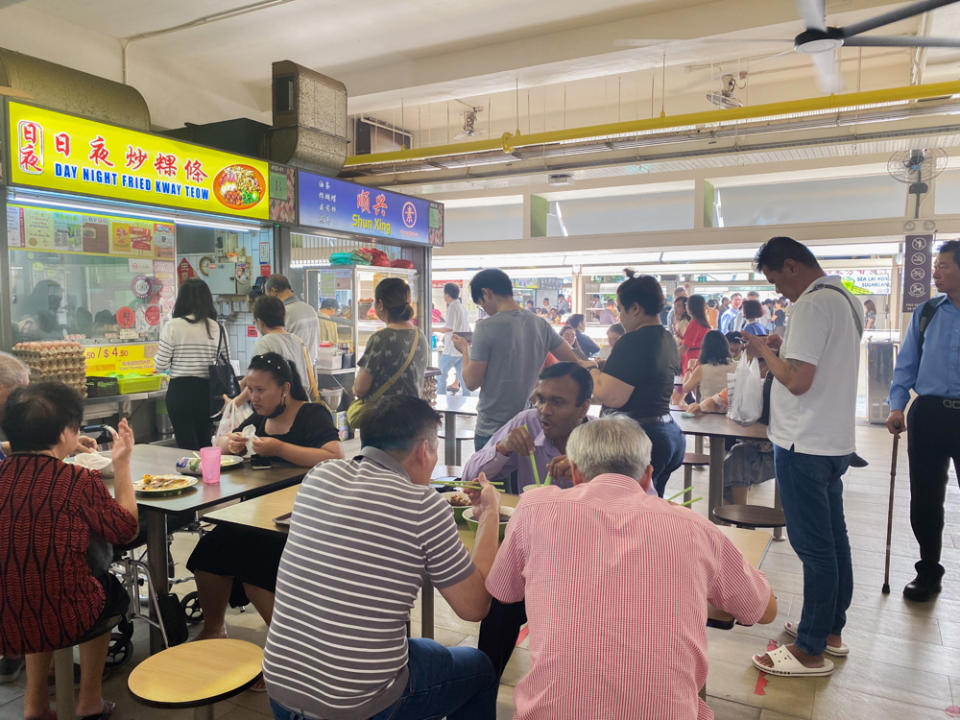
[1,238,958,720]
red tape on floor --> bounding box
[754,639,779,695]
[516,625,529,647]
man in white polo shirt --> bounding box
[744,236,863,679]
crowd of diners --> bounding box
[0,235,958,719]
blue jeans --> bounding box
[773,445,853,656]
[269,638,497,720]
[643,419,686,497]
[438,355,470,396]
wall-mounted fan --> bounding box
[454,106,484,139]
[705,74,744,108]
[887,148,948,218]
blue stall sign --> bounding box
[299,172,442,246]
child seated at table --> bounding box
[187,353,342,654]
[0,384,138,720]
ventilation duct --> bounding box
[0,47,150,130]
[271,60,348,174]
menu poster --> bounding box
[153,223,175,259]
[111,220,154,257]
[53,212,82,251]
[22,207,55,249]
[82,215,109,253]
[7,206,23,248]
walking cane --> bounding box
[882,433,900,594]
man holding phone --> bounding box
[453,269,583,451]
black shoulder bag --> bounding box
[208,322,240,418]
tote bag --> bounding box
[727,353,764,425]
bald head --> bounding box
[0,353,29,421]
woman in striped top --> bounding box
[154,279,228,450]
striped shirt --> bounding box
[154,316,228,379]
[262,447,475,720]
[486,475,771,720]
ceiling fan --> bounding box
[618,0,960,96]
[792,0,960,93]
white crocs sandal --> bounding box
[783,620,849,657]
[752,644,834,677]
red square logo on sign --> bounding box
[247,326,258,338]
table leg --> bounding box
[695,435,704,455]
[708,434,724,524]
[444,411,459,466]
[421,579,435,639]
[145,509,169,654]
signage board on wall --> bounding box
[902,234,933,313]
[9,101,270,220]
[839,268,892,295]
[298,171,439,246]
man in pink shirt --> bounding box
[486,416,777,720]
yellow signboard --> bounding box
[85,343,157,376]
[9,102,270,220]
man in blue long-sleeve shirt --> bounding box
[886,239,960,602]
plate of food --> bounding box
[134,474,198,495]
[445,492,471,524]
[213,164,265,210]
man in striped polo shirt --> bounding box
[263,395,501,720]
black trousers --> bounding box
[907,395,960,579]
[166,377,213,451]
[477,598,526,680]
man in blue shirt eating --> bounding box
[886,239,960,602]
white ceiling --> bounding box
[0,0,959,138]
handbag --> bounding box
[347,332,420,428]
[208,322,241,418]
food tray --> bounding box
[118,375,163,394]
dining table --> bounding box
[102,444,307,652]
[203,485,772,639]
[669,410,778,532]
[432,394,480,464]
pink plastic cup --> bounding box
[199,447,222,485]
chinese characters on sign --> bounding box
[298,172,439,246]
[9,102,269,219]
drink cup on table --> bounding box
[199,446,222,484]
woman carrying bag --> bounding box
[155,278,230,451]
[349,278,429,426]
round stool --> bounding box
[128,638,263,719]
[712,504,786,529]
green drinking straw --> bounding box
[543,473,552,486]
[523,424,542,485]
[666,486,694,503]
[678,496,703,507]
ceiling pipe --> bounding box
[344,79,960,169]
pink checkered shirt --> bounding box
[486,474,771,720]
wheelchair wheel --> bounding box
[181,591,204,624]
[106,633,133,667]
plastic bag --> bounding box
[215,399,252,443]
[727,354,764,425]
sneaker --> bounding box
[0,656,24,683]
